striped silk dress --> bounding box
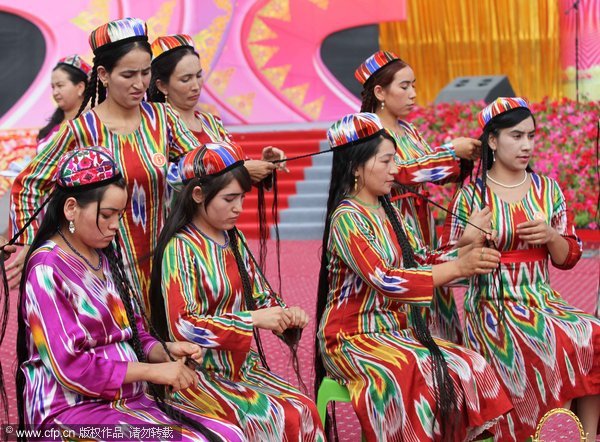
[441,174,600,441]
[317,199,512,442]
[387,121,464,344]
[11,102,199,311]
[22,242,245,441]
[160,224,324,442]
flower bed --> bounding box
[408,98,599,229]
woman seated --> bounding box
[315,113,513,441]
[149,141,324,441]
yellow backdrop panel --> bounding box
[380,0,561,104]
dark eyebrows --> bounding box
[222,192,244,197]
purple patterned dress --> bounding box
[21,241,245,441]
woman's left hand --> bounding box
[285,306,309,329]
[166,341,204,362]
[262,146,288,173]
[516,219,557,245]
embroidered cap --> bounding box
[151,34,196,63]
[478,97,530,128]
[169,141,246,190]
[56,147,122,191]
[327,113,386,150]
[57,54,92,76]
[355,51,401,86]
[89,17,148,54]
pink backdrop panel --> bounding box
[0,0,407,128]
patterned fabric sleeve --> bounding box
[549,179,582,270]
[24,263,128,399]
[134,311,160,357]
[164,103,202,161]
[390,123,461,186]
[162,237,254,353]
[331,209,433,305]
[10,124,76,244]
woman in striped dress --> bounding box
[441,97,600,441]
[14,147,244,441]
[315,113,512,441]
[9,18,201,312]
[149,141,324,441]
[355,51,482,343]
[148,34,286,184]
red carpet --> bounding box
[1,242,599,440]
[231,129,327,238]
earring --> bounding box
[380,101,385,110]
[69,220,75,234]
[492,150,496,162]
[354,176,358,191]
[102,82,108,88]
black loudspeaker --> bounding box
[434,76,515,104]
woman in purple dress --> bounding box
[13,147,245,441]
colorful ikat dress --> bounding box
[160,224,324,442]
[21,241,244,441]
[317,199,512,442]
[442,173,600,441]
[387,121,465,343]
[12,102,199,311]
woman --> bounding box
[13,147,244,441]
[442,97,600,441]
[315,113,512,441]
[356,51,481,343]
[149,141,324,441]
[9,18,200,311]
[148,34,286,183]
[37,55,91,143]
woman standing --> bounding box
[37,55,91,143]
[148,34,285,183]
[442,97,600,441]
[315,112,511,441]
[150,141,324,441]
[356,51,481,343]
[10,18,200,310]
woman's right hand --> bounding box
[457,244,500,277]
[147,359,198,392]
[451,137,481,161]
[6,245,30,289]
[250,306,292,334]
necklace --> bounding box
[349,195,382,210]
[486,171,528,188]
[56,229,103,271]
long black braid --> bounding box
[380,195,459,439]
[232,228,306,392]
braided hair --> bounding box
[76,40,152,117]
[38,64,88,141]
[315,132,458,440]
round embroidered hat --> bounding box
[89,17,148,54]
[57,54,92,76]
[56,147,122,191]
[151,34,195,63]
[477,97,530,128]
[327,113,386,150]
[355,50,401,85]
[173,140,246,186]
